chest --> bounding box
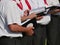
[46,0,59,6]
[15,0,41,11]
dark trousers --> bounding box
[22,24,46,45]
[22,18,46,45]
[0,36,33,45]
[21,18,37,45]
[33,24,46,45]
[46,15,60,45]
[0,36,22,45]
[21,36,33,45]
[56,15,60,45]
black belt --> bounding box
[51,14,60,17]
[0,36,22,39]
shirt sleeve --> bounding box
[5,1,22,25]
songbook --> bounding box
[29,7,45,15]
[47,5,60,14]
[21,7,46,25]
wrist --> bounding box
[23,27,28,32]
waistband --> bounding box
[51,14,60,17]
[0,36,22,39]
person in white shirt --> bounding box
[13,0,50,45]
[0,0,37,45]
[0,0,50,45]
[45,0,60,45]
[20,0,51,45]
[21,0,51,45]
[17,0,46,45]
[28,0,50,45]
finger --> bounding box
[32,27,34,29]
[32,30,34,34]
[39,16,43,18]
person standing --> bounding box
[0,0,36,45]
[45,0,60,45]
[22,0,51,45]
[16,0,51,45]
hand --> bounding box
[54,9,60,12]
[21,15,28,22]
[25,27,34,36]
[24,10,29,16]
[36,16,43,20]
[48,9,60,14]
[28,13,37,19]
[21,10,29,21]
[26,30,34,36]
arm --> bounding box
[8,23,28,32]
[5,1,34,36]
[48,9,60,14]
[21,10,29,22]
[21,10,37,22]
[8,23,34,36]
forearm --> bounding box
[8,24,28,32]
[48,9,60,14]
[21,16,28,22]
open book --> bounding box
[21,7,45,25]
[29,7,45,14]
[47,5,60,14]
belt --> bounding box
[51,14,60,17]
[0,36,22,39]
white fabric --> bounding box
[0,0,23,37]
[37,15,51,25]
[46,0,59,7]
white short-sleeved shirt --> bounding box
[0,0,23,37]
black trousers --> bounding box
[21,18,37,45]
[0,36,22,45]
[21,36,33,45]
[22,24,46,45]
[33,24,46,45]
[46,15,60,45]
[56,15,60,45]
[22,18,46,45]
